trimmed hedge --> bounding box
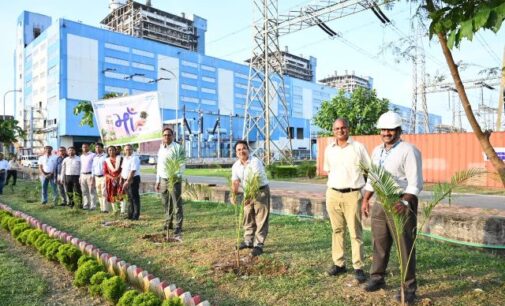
[16,228,34,245]
[45,240,63,261]
[11,222,30,238]
[89,271,111,296]
[26,229,44,246]
[57,244,82,272]
[74,260,105,287]
[102,276,127,305]
[77,255,96,268]
[132,292,162,306]
[161,297,184,306]
[117,289,140,306]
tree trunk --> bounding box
[435,30,505,187]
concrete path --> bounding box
[141,173,505,211]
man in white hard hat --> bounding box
[361,111,423,304]
[324,118,370,283]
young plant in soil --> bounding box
[362,162,483,306]
[163,145,186,242]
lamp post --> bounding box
[160,68,179,141]
[3,89,21,120]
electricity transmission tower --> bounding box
[409,19,429,133]
[244,0,387,164]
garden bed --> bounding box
[1,181,504,305]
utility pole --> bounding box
[229,113,233,158]
[497,47,505,131]
[197,110,203,159]
[217,110,221,158]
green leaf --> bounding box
[473,6,491,30]
[447,30,457,49]
[459,19,474,41]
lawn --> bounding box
[1,180,504,305]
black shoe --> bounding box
[363,279,386,292]
[237,241,253,250]
[327,265,347,276]
[174,228,182,235]
[163,224,174,231]
[354,269,367,283]
[395,291,416,304]
[251,246,263,257]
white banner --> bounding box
[92,92,162,146]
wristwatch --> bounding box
[400,199,409,207]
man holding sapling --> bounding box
[156,127,185,236]
[323,118,370,283]
[361,111,423,304]
[231,140,270,257]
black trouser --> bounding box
[160,180,183,230]
[370,196,418,294]
[6,170,17,186]
[64,175,82,207]
[126,175,141,220]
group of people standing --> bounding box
[0,153,21,194]
[37,143,141,220]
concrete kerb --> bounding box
[0,203,209,306]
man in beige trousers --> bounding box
[324,118,370,283]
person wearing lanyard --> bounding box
[155,127,185,235]
[80,143,96,210]
[231,140,270,257]
[121,144,141,220]
[323,118,370,283]
[361,111,423,304]
[38,145,58,205]
[92,143,109,213]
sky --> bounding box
[1,0,504,130]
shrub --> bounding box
[161,297,184,306]
[77,255,96,268]
[16,228,34,245]
[45,240,63,261]
[34,234,50,252]
[56,244,82,272]
[275,165,298,178]
[89,271,111,296]
[26,229,44,246]
[7,217,25,231]
[74,260,105,287]
[11,223,31,238]
[101,276,127,304]
[132,292,162,306]
[1,216,14,230]
[0,211,11,223]
[117,290,140,306]
[297,161,316,178]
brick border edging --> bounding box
[0,203,209,306]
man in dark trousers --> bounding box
[361,111,423,304]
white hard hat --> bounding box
[376,111,403,129]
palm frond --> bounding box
[163,145,186,188]
[360,162,403,212]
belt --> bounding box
[95,175,104,177]
[331,187,361,193]
[81,172,92,175]
[259,184,269,190]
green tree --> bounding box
[313,87,389,135]
[0,118,26,152]
[73,92,120,127]
[419,0,505,186]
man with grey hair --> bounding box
[324,118,370,283]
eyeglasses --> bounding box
[163,134,173,137]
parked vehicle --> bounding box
[20,155,39,168]
[139,154,150,165]
[148,156,157,165]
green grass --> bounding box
[1,180,505,305]
[0,237,48,305]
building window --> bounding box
[104,57,129,66]
[201,99,216,105]
[201,87,216,94]
[181,84,198,91]
[181,72,198,79]
[296,127,304,139]
[201,65,216,72]
[132,62,154,71]
[105,43,130,53]
[132,48,154,58]
[33,27,41,39]
[287,127,294,139]
[202,76,215,83]
[181,60,198,68]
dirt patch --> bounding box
[212,252,289,276]
[142,233,182,243]
[0,230,103,306]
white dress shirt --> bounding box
[364,140,423,196]
[91,153,107,176]
[0,160,8,172]
[61,156,81,176]
[80,152,95,174]
[324,138,371,189]
[156,142,185,183]
[121,155,140,179]
[38,154,57,174]
[231,156,269,190]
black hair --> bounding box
[234,140,249,151]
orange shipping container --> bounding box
[316,132,505,188]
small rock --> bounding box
[419,297,434,306]
[474,288,484,293]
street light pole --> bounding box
[3,89,21,120]
[160,68,179,141]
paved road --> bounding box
[141,173,505,210]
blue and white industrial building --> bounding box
[13,1,441,158]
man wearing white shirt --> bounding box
[361,111,423,304]
[121,144,141,220]
[92,143,109,213]
[60,146,81,208]
[0,153,8,195]
[231,140,270,257]
[324,119,370,283]
[156,127,185,235]
[38,146,58,204]
[80,143,96,210]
